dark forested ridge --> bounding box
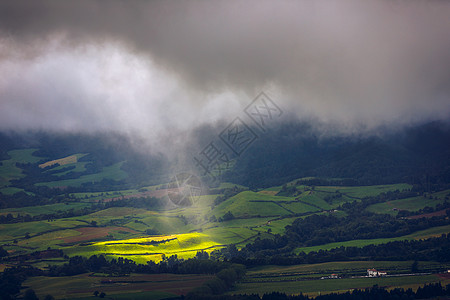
[1,121,449,192]
[224,121,450,188]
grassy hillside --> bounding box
[294,224,450,254]
[210,191,318,219]
[367,191,450,215]
[36,161,128,188]
[0,149,45,191]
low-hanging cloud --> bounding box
[0,0,450,144]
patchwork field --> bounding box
[24,273,213,300]
[209,191,317,219]
[1,181,448,267]
[230,273,449,297]
[1,161,449,300]
[366,191,450,215]
[246,261,450,278]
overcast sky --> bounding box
[1,0,449,145]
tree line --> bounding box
[188,282,450,300]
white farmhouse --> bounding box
[367,269,387,277]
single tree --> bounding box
[24,289,39,300]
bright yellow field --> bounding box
[38,154,78,168]
[65,232,223,264]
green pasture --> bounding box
[0,149,44,188]
[211,191,300,218]
[0,187,28,195]
[18,229,82,250]
[48,162,89,177]
[68,291,178,300]
[367,192,450,215]
[315,184,412,199]
[0,219,87,242]
[23,273,211,300]
[203,226,256,245]
[251,216,302,235]
[297,193,333,210]
[124,215,192,234]
[0,202,91,217]
[280,201,320,214]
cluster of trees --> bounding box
[295,178,361,187]
[0,208,96,224]
[220,211,235,222]
[44,253,243,277]
[0,265,44,300]
[1,249,63,262]
[0,191,50,209]
[186,265,246,299]
[15,162,87,186]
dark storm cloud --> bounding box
[0,0,449,136]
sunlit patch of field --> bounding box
[39,154,79,169]
[64,233,222,264]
